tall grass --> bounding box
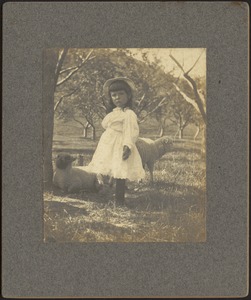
[44,140,206,243]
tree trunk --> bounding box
[83,122,91,138]
[85,120,96,141]
[194,125,200,140]
[184,73,206,124]
[178,128,184,139]
[174,127,183,139]
[92,126,96,141]
[201,125,206,157]
[83,125,88,138]
[177,115,184,139]
[159,124,165,137]
[43,49,60,190]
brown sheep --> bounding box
[53,152,103,193]
[136,136,173,182]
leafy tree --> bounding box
[52,49,204,144]
[54,49,116,139]
[54,48,176,138]
[168,94,196,139]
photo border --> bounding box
[2,2,249,298]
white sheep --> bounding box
[53,152,103,193]
[136,136,173,183]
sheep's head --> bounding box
[55,152,76,170]
[161,137,173,150]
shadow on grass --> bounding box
[44,180,206,242]
[52,185,111,204]
[44,200,89,216]
[48,180,205,217]
[125,186,205,214]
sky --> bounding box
[127,48,206,78]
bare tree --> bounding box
[169,51,206,154]
[54,50,95,112]
[169,51,206,124]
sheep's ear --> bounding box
[71,157,77,162]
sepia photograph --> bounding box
[3,1,248,298]
[43,48,207,243]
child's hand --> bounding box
[122,146,131,160]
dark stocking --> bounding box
[115,179,126,205]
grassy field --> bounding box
[44,119,206,243]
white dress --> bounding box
[86,107,145,181]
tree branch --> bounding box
[170,53,206,124]
[198,89,206,110]
[168,117,178,125]
[186,49,205,75]
[54,48,68,89]
[136,96,158,115]
[183,73,206,123]
[56,50,94,87]
[59,56,96,75]
[137,93,146,106]
[59,66,79,75]
[138,97,168,123]
[169,54,185,73]
[172,83,200,113]
[54,87,80,112]
[95,105,106,119]
[72,117,86,128]
[183,112,193,128]
[85,116,94,128]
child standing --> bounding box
[87,77,145,205]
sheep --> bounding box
[136,136,173,183]
[53,152,103,193]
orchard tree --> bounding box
[153,104,170,137]
[54,48,176,137]
[168,94,196,139]
[54,49,118,139]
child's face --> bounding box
[110,90,129,108]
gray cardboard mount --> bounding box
[2,2,249,298]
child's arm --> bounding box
[122,110,139,159]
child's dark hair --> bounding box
[106,80,133,113]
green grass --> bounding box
[44,128,206,242]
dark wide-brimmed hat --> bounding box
[103,77,136,99]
